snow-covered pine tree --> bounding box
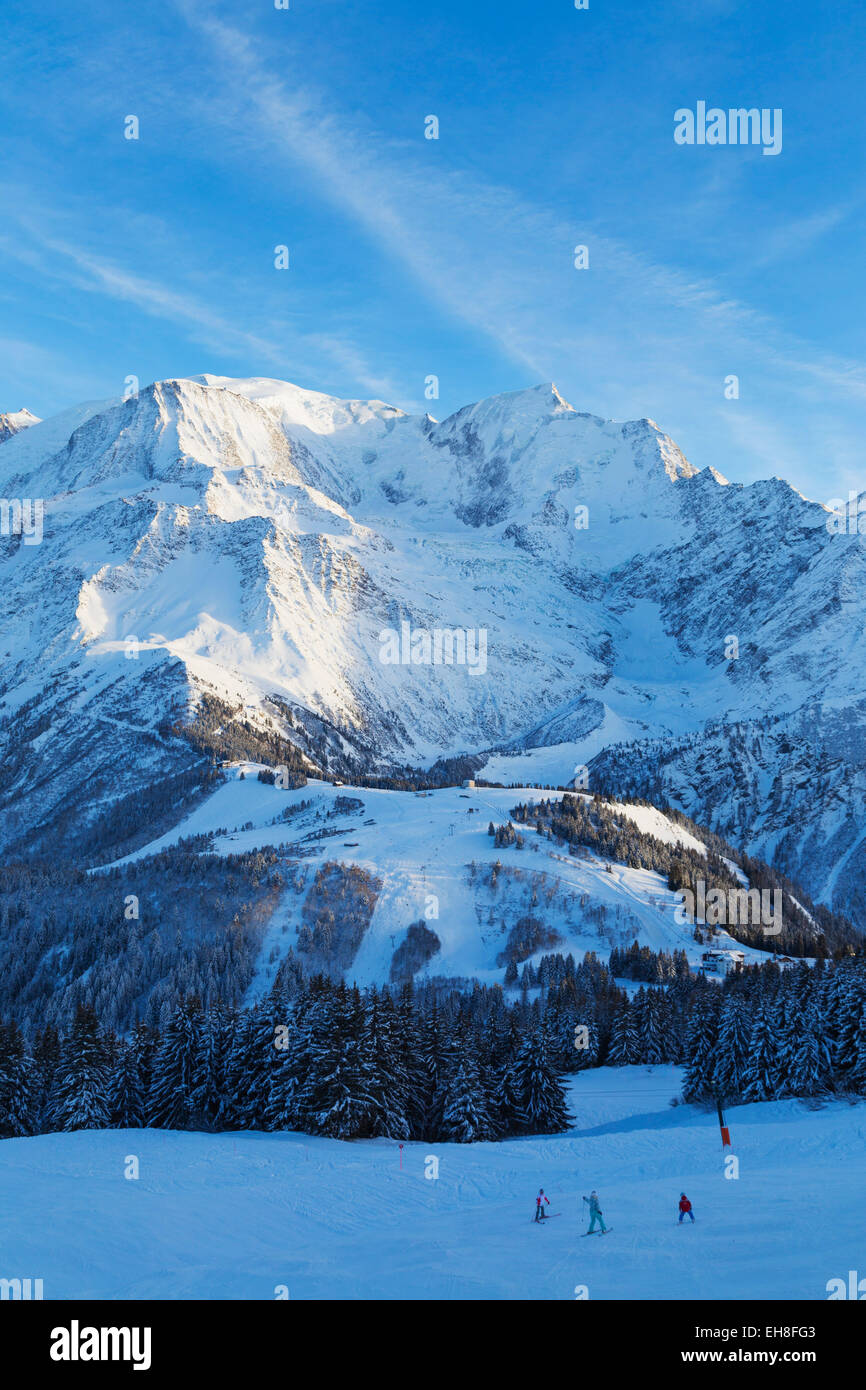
[682,989,722,1101]
[48,1004,110,1132]
[131,1021,157,1102]
[309,1041,376,1139]
[420,1004,459,1140]
[561,1002,599,1072]
[219,1005,259,1129]
[539,992,570,1070]
[107,1039,145,1128]
[147,995,202,1129]
[657,989,684,1064]
[771,984,799,1098]
[825,967,866,1081]
[307,1019,375,1138]
[742,1001,780,1103]
[845,1002,866,1095]
[293,986,371,1139]
[712,993,752,1101]
[190,1003,233,1130]
[489,1013,523,1133]
[393,983,427,1135]
[235,998,283,1130]
[439,1056,496,1142]
[31,1023,61,1128]
[607,999,640,1066]
[0,1020,37,1137]
[787,1000,833,1098]
[635,987,666,1065]
[266,989,313,1131]
[363,992,410,1139]
[508,1030,572,1134]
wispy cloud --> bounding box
[749,202,855,270]
[174,2,866,430]
[0,334,102,406]
[2,0,864,498]
[0,192,401,399]
[35,234,285,362]
[303,334,406,404]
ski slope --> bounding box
[100,768,782,994]
[2,1067,861,1300]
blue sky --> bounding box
[1,0,864,499]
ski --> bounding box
[580,1227,613,1236]
[531,1212,563,1222]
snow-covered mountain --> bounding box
[0,375,862,921]
[0,407,40,444]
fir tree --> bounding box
[191,1004,233,1130]
[742,1002,779,1103]
[297,987,374,1139]
[266,988,315,1132]
[148,996,202,1129]
[787,1002,833,1098]
[826,970,866,1079]
[682,991,721,1102]
[845,1004,866,1094]
[49,1004,110,1132]
[31,1023,61,1126]
[607,1000,640,1066]
[107,1040,145,1128]
[635,987,666,1065]
[440,1057,496,1142]
[712,994,752,1101]
[363,993,410,1138]
[0,1020,37,1137]
[507,1031,572,1134]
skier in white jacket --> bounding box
[534,1188,550,1222]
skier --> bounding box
[583,1190,607,1234]
[534,1188,550,1222]
[678,1193,695,1224]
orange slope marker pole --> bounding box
[716,1096,731,1147]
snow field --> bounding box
[1,1067,862,1301]
[100,771,786,993]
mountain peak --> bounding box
[187,374,406,436]
[0,367,861,931]
[0,407,40,443]
[442,381,575,421]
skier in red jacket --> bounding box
[534,1188,550,1222]
[678,1193,695,1224]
